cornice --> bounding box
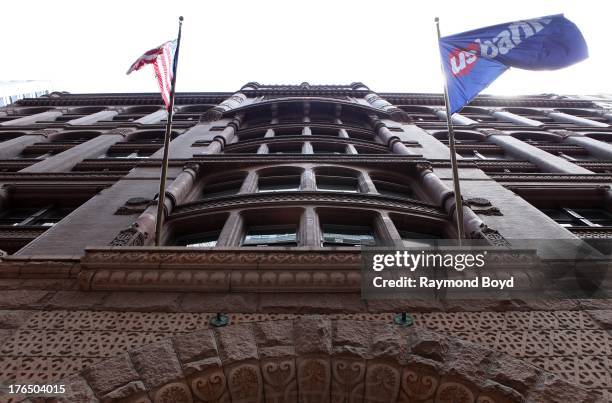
[487,173,612,182]
[171,191,447,219]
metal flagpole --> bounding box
[435,17,465,245]
[155,16,184,246]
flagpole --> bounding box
[435,17,465,245]
[155,16,183,246]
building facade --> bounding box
[0,83,610,402]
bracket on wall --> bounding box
[114,197,154,216]
[465,197,503,216]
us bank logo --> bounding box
[448,17,553,76]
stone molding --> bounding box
[30,318,601,403]
[170,191,447,219]
[224,135,391,153]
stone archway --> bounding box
[45,317,599,403]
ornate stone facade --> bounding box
[0,84,611,401]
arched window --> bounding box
[201,172,247,199]
[317,208,377,246]
[370,173,416,199]
[240,208,302,246]
[257,167,302,192]
[315,167,360,192]
[389,213,451,246]
[171,212,228,247]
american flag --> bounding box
[127,40,177,110]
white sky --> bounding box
[2,0,610,96]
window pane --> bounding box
[176,231,219,247]
[322,224,375,246]
[243,226,297,246]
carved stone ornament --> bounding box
[114,197,154,215]
[108,223,148,246]
[477,128,506,137]
[469,223,511,247]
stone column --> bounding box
[301,169,317,190]
[204,114,243,154]
[20,127,136,173]
[370,116,419,155]
[202,92,247,121]
[550,129,612,160]
[0,110,63,126]
[302,142,313,154]
[0,128,59,159]
[163,163,201,213]
[477,128,593,174]
[417,163,486,238]
[346,144,358,154]
[257,144,268,154]
[239,171,258,194]
[299,207,321,246]
[435,110,478,126]
[491,110,543,126]
[216,212,244,246]
[364,93,410,122]
[264,129,275,138]
[545,111,609,128]
[358,171,377,193]
[134,109,167,125]
[375,212,404,247]
[66,109,120,126]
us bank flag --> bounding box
[439,14,588,114]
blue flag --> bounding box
[439,14,588,114]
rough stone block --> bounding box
[43,291,107,310]
[332,320,371,357]
[293,316,332,355]
[407,329,450,362]
[172,328,217,364]
[215,323,259,364]
[82,354,139,396]
[253,319,293,347]
[130,339,183,389]
[0,290,48,309]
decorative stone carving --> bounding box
[189,364,230,403]
[297,357,331,403]
[108,223,148,246]
[435,382,475,403]
[470,223,511,247]
[331,357,365,403]
[225,362,263,403]
[364,361,401,403]
[153,381,193,403]
[465,198,503,216]
[260,357,297,403]
[398,365,439,401]
[115,197,154,215]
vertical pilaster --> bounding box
[0,110,63,126]
[301,169,317,190]
[216,211,244,247]
[239,171,259,194]
[66,109,120,126]
[358,171,377,193]
[374,212,404,247]
[299,207,321,246]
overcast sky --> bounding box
[2,1,610,96]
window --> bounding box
[175,231,219,247]
[102,150,154,159]
[201,174,245,199]
[312,143,347,154]
[317,177,358,192]
[258,170,301,192]
[372,179,415,199]
[398,230,441,247]
[0,206,75,227]
[243,225,297,246]
[542,208,612,227]
[267,143,303,154]
[321,224,375,246]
